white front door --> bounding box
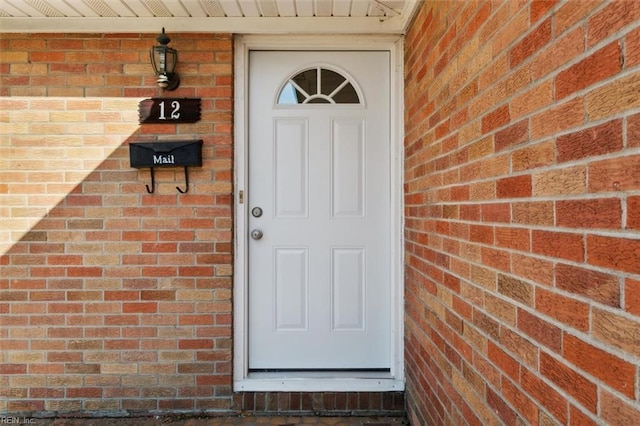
[248,50,391,371]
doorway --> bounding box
[234,36,404,392]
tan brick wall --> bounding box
[404,1,640,424]
[0,32,234,412]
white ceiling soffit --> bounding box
[0,0,420,34]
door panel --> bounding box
[274,118,308,218]
[274,248,309,331]
[331,247,365,331]
[331,118,365,218]
[248,51,390,370]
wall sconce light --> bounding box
[150,28,180,91]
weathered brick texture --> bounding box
[0,32,234,412]
[404,1,640,425]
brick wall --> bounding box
[0,32,235,412]
[0,31,404,418]
[404,1,640,425]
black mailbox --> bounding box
[129,140,202,168]
[129,140,203,194]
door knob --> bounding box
[251,229,263,240]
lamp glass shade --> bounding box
[151,45,177,76]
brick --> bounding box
[510,18,552,68]
[0,291,28,301]
[482,104,510,134]
[517,308,562,353]
[470,224,494,245]
[554,1,600,35]
[67,267,103,277]
[587,0,640,47]
[512,253,554,286]
[586,72,640,120]
[592,307,640,358]
[569,405,598,426]
[498,274,533,306]
[0,364,27,374]
[531,97,584,139]
[66,291,101,301]
[179,314,214,325]
[499,326,538,368]
[587,234,640,274]
[66,218,104,230]
[178,339,213,349]
[532,230,584,262]
[469,181,495,201]
[8,400,45,411]
[600,390,640,425]
[481,203,510,223]
[626,26,640,68]
[495,120,529,153]
[487,386,517,425]
[496,174,531,198]
[532,26,584,80]
[495,227,530,252]
[473,308,499,341]
[628,113,640,148]
[67,387,102,398]
[540,352,597,413]
[501,378,539,425]
[512,201,554,226]
[493,5,529,52]
[555,263,620,307]
[535,288,589,332]
[556,198,622,229]
[179,266,214,276]
[482,246,510,272]
[29,51,65,62]
[532,165,586,196]
[556,119,623,163]
[563,333,635,398]
[556,42,622,100]
[532,0,558,23]
[452,370,500,425]
[588,154,640,193]
[484,294,516,326]
[521,367,568,424]
[141,290,175,300]
[625,278,640,316]
[104,290,138,301]
[510,79,554,119]
[123,302,157,313]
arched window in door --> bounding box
[277,66,362,105]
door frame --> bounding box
[233,34,404,392]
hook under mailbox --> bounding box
[144,166,190,194]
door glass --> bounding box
[277,66,361,104]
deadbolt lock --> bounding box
[251,207,263,217]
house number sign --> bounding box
[138,98,201,124]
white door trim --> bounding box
[233,34,404,392]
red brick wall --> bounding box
[404,1,640,424]
[0,31,403,418]
[0,33,235,412]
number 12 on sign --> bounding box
[138,98,201,124]
[159,100,181,120]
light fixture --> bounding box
[150,28,180,91]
